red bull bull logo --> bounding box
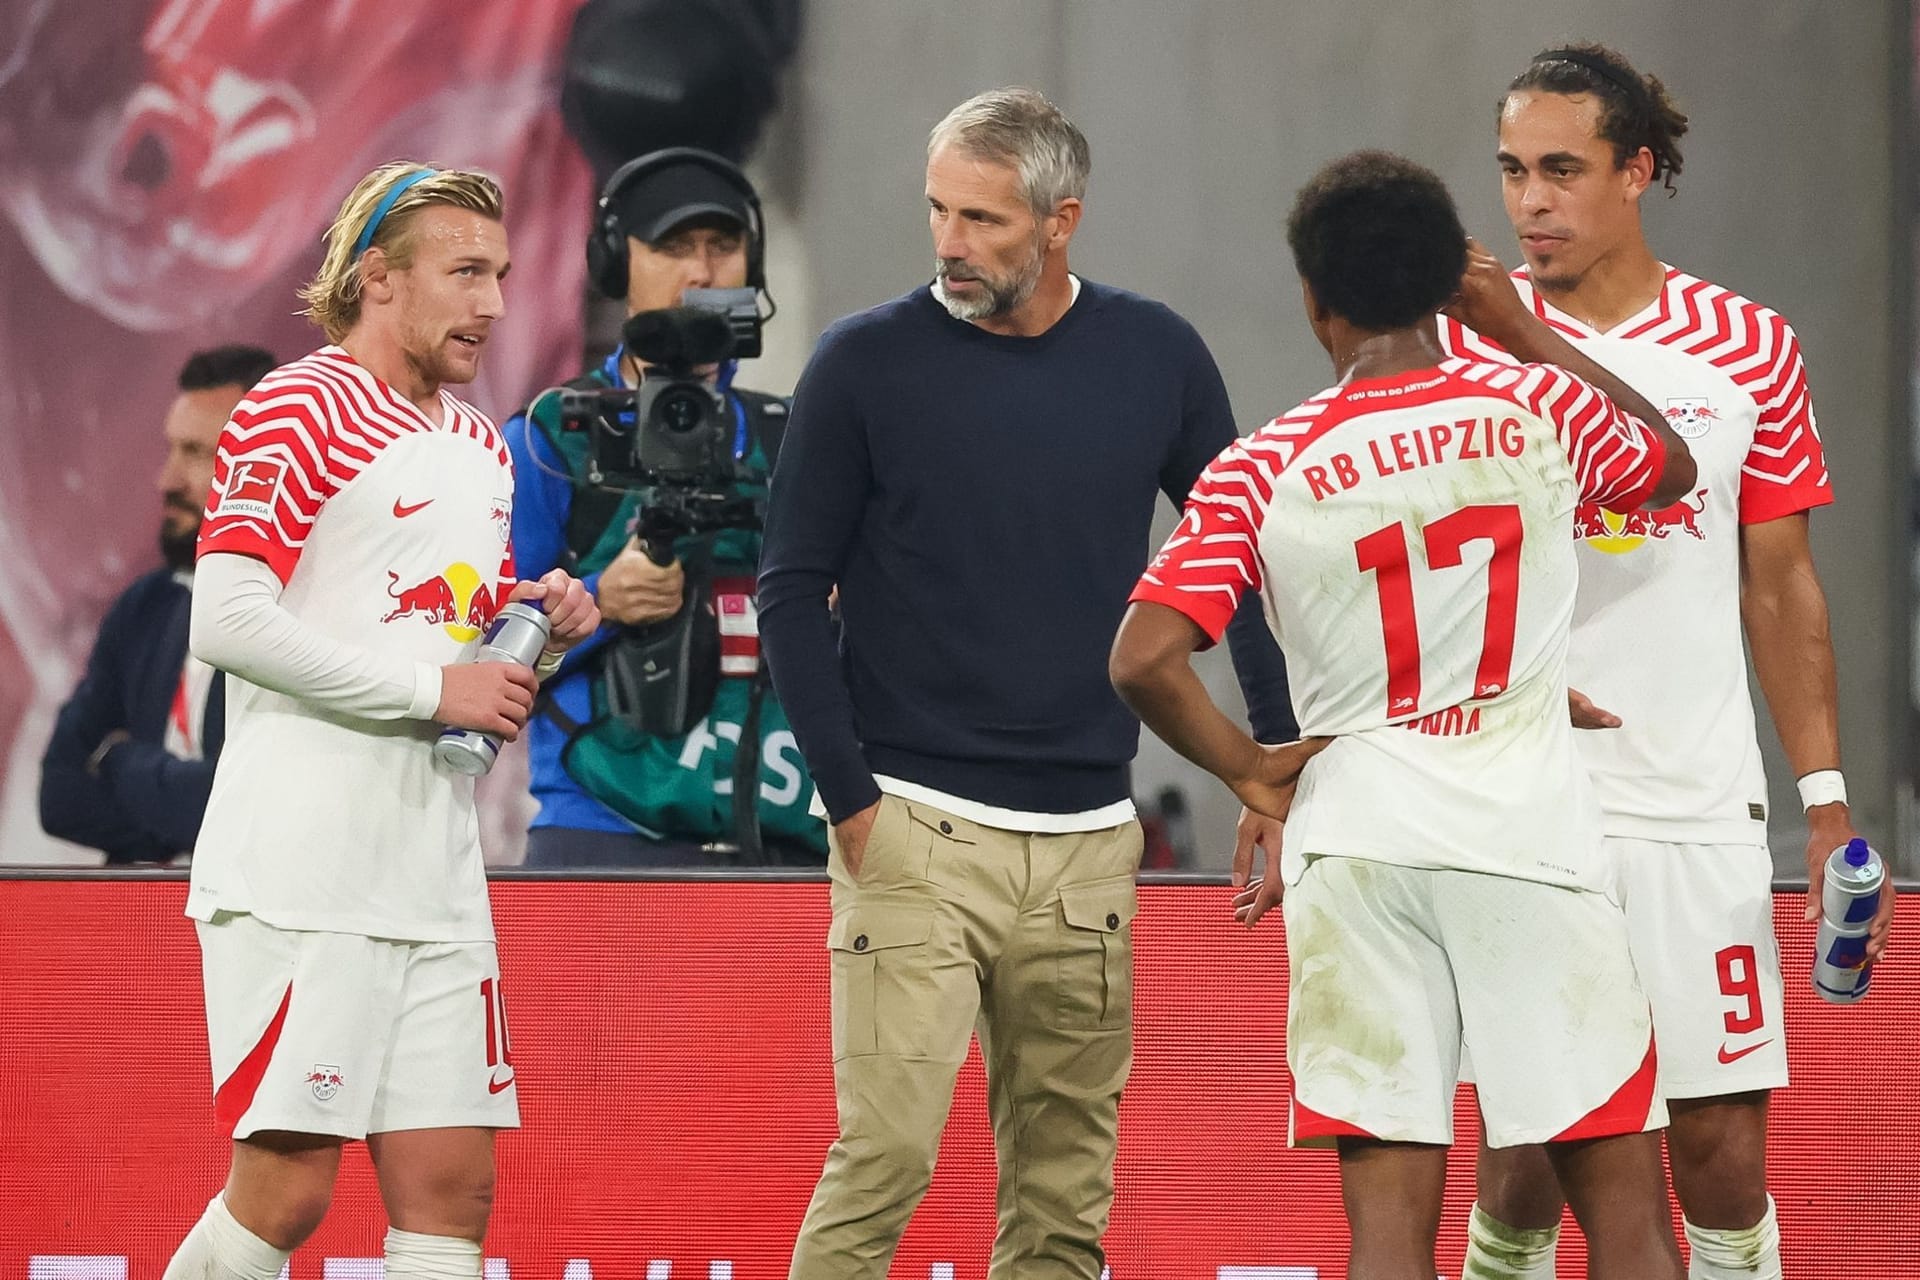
[381,562,497,641]
[305,1064,343,1102]
[1664,397,1720,440]
[1573,487,1709,556]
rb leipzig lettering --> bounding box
[1305,417,1527,501]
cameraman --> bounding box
[507,148,824,868]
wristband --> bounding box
[534,648,565,680]
[1796,769,1847,811]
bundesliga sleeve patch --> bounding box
[216,458,287,522]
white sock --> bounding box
[163,1193,292,1280]
[384,1227,483,1280]
[1460,1201,1561,1280]
[1684,1196,1782,1280]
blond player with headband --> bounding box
[162,162,598,1280]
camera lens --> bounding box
[660,389,703,433]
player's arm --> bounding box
[1117,458,1329,925]
[1738,515,1886,952]
[1741,515,1844,820]
[1111,601,1326,821]
[192,553,535,739]
[1734,320,1887,955]
[1445,238,1695,506]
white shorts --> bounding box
[1612,838,1787,1099]
[196,911,520,1140]
[1284,856,1665,1150]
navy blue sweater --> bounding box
[759,280,1294,823]
[39,568,224,862]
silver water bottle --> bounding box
[433,601,551,776]
[1811,837,1885,1004]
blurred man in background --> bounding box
[1443,43,1886,1280]
[508,147,823,867]
[38,344,276,863]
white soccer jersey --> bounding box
[1441,269,1833,842]
[188,347,516,941]
[1132,360,1664,888]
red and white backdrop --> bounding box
[0,0,595,863]
[1,879,1916,1278]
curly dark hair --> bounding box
[1506,42,1690,192]
[1286,150,1468,332]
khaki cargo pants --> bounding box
[788,793,1143,1280]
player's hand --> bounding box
[1231,806,1286,929]
[597,541,685,627]
[833,799,883,878]
[511,571,600,652]
[1805,803,1891,961]
[435,662,538,739]
[1569,687,1623,730]
[1441,238,1537,346]
[1228,737,1332,823]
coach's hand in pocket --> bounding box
[834,798,884,879]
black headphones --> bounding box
[585,146,766,300]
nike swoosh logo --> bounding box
[393,498,433,518]
[488,1071,515,1094]
[1717,1040,1774,1065]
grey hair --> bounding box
[928,87,1090,218]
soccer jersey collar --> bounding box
[319,345,458,430]
[1517,264,1679,339]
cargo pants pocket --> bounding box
[1054,873,1140,1030]
[827,899,935,1059]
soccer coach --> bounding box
[758,86,1294,1279]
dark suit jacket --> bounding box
[39,568,224,862]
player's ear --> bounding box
[359,249,395,304]
[1621,144,1655,202]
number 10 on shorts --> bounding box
[481,976,515,1091]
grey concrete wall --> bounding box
[764,0,1907,874]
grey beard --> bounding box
[935,253,1043,322]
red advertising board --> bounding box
[1,880,1915,1277]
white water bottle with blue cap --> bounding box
[1811,837,1884,1004]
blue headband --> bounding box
[352,169,440,257]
